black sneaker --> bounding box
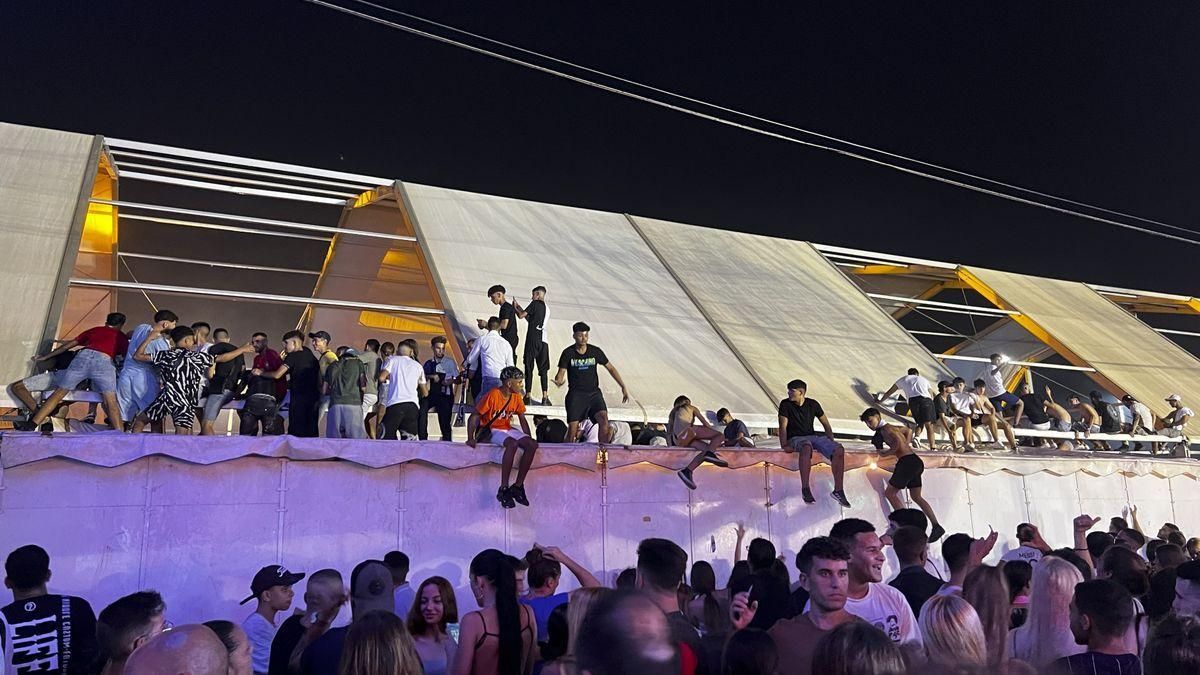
[540,396,552,406]
[523,395,532,405]
[831,490,851,508]
[677,468,697,490]
[509,484,530,507]
[12,420,36,432]
[703,450,729,468]
[496,486,516,509]
[801,487,816,504]
[929,523,946,543]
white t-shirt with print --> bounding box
[1001,544,1044,565]
[844,583,922,645]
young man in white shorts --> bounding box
[467,366,539,509]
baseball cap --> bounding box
[1166,393,1183,402]
[308,331,332,342]
[350,560,394,616]
[240,565,306,605]
[1121,394,1135,403]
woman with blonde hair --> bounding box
[338,609,424,675]
[407,576,459,675]
[542,587,611,675]
[920,594,988,669]
[1007,556,1085,669]
[963,564,1035,674]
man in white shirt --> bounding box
[1000,522,1046,565]
[240,564,305,675]
[877,367,937,450]
[377,342,429,440]
[1121,395,1155,452]
[1157,393,1193,456]
[827,518,921,645]
[978,353,1024,427]
[464,316,515,403]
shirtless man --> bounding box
[971,379,1018,450]
[1043,386,1074,451]
[1062,392,1102,449]
[861,407,945,543]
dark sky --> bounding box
[5,1,1198,303]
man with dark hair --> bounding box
[979,353,1024,426]
[728,538,795,631]
[513,285,551,405]
[359,339,382,437]
[826,519,921,645]
[1144,613,1200,675]
[932,380,961,452]
[200,328,252,436]
[635,538,703,672]
[96,590,167,674]
[1117,528,1147,553]
[779,379,849,507]
[116,309,179,426]
[241,333,285,436]
[468,366,539,508]
[20,311,130,432]
[241,564,306,675]
[477,284,519,357]
[860,407,944,542]
[886,508,928,538]
[131,325,242,435]
[383,551,413,614]
[970,379,1019,450]
[1087,531,1116,561]
[554,322,630,445]
[1049,579,1140,674]
[876,367,937,450]
[1002,522,1047,565]
[377,341,428,440]
[888,526,943,618]
[576,591,679,675]
[732,537,855,675]
[940,533,973,595]
[1109,516,1129,535]
[267,569,345,675]
[191,322,213,352]
[420,336,459,441]
[323,345,366,439]
[1,544,98,673]
[308,330,338,431]
[717,408,754,447]
[255,331,321,437]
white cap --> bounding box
[1166,393,1182,402]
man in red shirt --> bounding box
[467,365,539,509]
[20,313,129,432]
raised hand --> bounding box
[1074,514,1101,532]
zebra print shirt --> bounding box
[151,348,216,407]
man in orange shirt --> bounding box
[467,365,539,509]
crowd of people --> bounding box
[4,507,1200,675]
[876,361,1192,456]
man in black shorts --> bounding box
[876,367,937,450]
[861,407,945,543]
[477,284,519,359]
[553,321,630,444]
[513,285,551,406]
[932,380,961,452]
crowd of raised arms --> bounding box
[4,507,1200,675]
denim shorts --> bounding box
[55,348,117,393]
[788,434,842,459]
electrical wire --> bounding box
[301,0,1200,246]
[344,0,1200,240]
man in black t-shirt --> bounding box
[200,328,253,436]
[1,545,98,674]
[254,330,321,438]
[477,284,519,358]
[513,285,551,405]
[553,322,631,444]
[268,569,345,675]
[778,379,850,507]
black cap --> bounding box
[239,565,306,605]
[308,331,331,341]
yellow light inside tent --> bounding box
[356,310,444,333]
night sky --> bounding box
[4,2,1198,341]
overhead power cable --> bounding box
[301,0,1200,247]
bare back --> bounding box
[879,424,914,457]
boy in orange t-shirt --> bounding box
[467,365,539,508]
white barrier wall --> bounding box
[1,440,1197,625]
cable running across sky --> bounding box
[301,0,1200,246]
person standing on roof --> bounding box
[477,284,518,360]
[553,321,630,445]
[876,367,937,451]
[860,407,946,543]
[513,285,551,406]
[779,379,850,508]
[116,309,179,429]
